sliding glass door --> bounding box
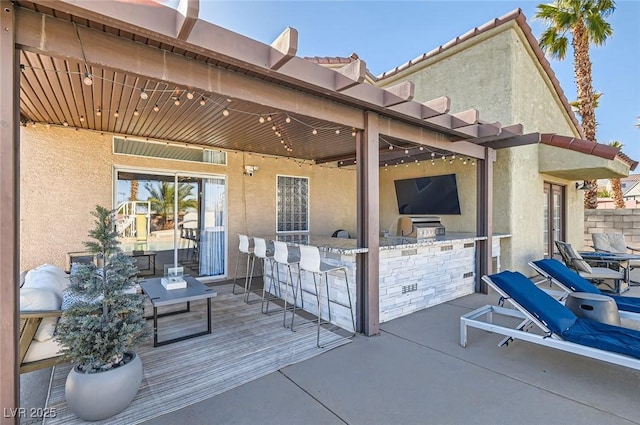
[115,169,227,279]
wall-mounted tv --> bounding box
[394,174,461,215]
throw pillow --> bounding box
[564,244,593,274]
[23,264,69,297]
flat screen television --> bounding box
[394,174,461,215]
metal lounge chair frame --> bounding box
[555,240,628,294]
[460,271,640,372]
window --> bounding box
[113,137,227,165]
[276,175,309,232]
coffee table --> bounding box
[140,276,217,347]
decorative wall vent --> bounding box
[464,243,474,248]
[463,272,474,278]
[440,245,453,251]
[402,249,417,256]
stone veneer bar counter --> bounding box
[262,233,510,331]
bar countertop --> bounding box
[256,233,511,255]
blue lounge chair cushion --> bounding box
[533,259,640,314]
[490,271,577,334]
[562,318,640,359]
[490,270,640,359]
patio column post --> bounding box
[356,111,380,336]
[476,147,495,293]
[0,1,20,422]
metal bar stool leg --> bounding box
[232,251,242,294]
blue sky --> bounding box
[187,1,640,161]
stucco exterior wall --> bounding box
[378,24,581,275]
[19,126,357,273]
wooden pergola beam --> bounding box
[335,59,366,91]
[269,27,298,70]
[1,1,20,421]
[175,0,199,40]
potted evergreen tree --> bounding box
[55,205,150,421]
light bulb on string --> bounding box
[83,72,93,86]
[388,145,394,150]
[404,149,409,154]
[113,111,119,118]
[186,92,194,100]
[140,90,149,100]
[153,105,159,112]
[272,125,277,131]
[267,116,272,122]
[419,146,424,151]
[174,98,180,106]
[200,98,206,106]
[351,130,356,137]
[63,121,69,127]
[285,116,291,124]
[96,108,102,116]
[79,116,85,122]
[222,108,230,117]
[259,116,265,124]
[312,129,317,135]
[335,129,340,135]
[133,109,139,116]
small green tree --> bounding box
[56,205,149,373]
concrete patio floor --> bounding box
[22,277,640,425]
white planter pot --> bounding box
[65,351,143,421]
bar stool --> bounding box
[246,237,273,304]
[297,244,356,347]
[232,234,254,295]
[271,240,301,328]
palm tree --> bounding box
[145,182,198,230]
[536,0,615,209]
[608,141,625,208]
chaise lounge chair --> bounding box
[555,240,628,294]
[529,258,640,314]
[460,270,640,371]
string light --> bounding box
[200,98,206,106]
[113,111,119,118]
[133,109,139,116]
[222,108,230,117]
[79,116,85,122]
[83,72,93,86]
[259,116,265,124]
[285,116,291,124]
[96,108,102,116]
[312,129,317,135]
[63,121,69,126]
[173,98,180,106]
[186,92,194,100]
[140,90,149,100]
[153,105,159,112]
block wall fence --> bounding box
[584,209,640,249]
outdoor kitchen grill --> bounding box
[397,216,445,239]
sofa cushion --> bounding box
[23,264,69,298]
[23,338,63,364]
[20,287,61,342]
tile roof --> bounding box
[376,8,584,140]
[303,52,360,65]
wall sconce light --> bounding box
[576,182,597,190]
